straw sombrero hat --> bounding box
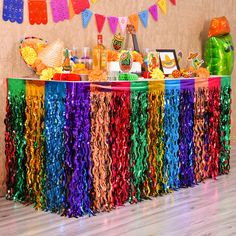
[20,37,64,75]
[38,39,64,68]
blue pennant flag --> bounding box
[82,9,93,28]
[138,10,148,28]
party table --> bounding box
[5,76,231,217]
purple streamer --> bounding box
[65,83,93,217]
[179,80,195,187]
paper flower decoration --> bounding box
[40,68,55,80]
[20,46,37,65]
[196,67,210,78]
[132,51,144,64]
[150,68,165,79]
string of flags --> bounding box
[2,0,176,34]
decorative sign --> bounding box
[119,50,133,73]
[112,33,124,51]
[188,52,204,70]
[148,51,159,72]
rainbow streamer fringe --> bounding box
[5,76,231,217]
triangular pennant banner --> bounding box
[95,14,106,33]
[170,0,176,5]
[50,0,70,23]
[119,17,128,34]
[108,16,119,34]
[82,9,93,28]
[2,0,24,24]
[28,0,48,25]
[129,14,139,32]
[68,0,75,19]
[149,4,158,21]
[138,10,148,28]
[158,0,167,15]
[71,0,90,14]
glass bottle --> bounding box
[92,35,107,70]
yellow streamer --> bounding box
[25,81,45,209]
[147,81,165,196]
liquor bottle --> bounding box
[92,35,107,70]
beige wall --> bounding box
[0,0,235,195]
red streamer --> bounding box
[110,83,131,206]
[208,78,221,179]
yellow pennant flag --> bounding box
[68,0,75,19]
[158,0,167,15]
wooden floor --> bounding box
[1,146,236,236]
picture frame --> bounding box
[156,49,180,76]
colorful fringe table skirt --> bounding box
[5,76,231,217]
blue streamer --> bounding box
[44,82,66,214]
[163,80,180,191]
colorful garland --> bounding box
[5,76,231,217]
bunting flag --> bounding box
[108,16,119,34]
[2,0,24,24]
[2,0,176,31]
[28,0,48,25]
[149,4,158,21]
[139,10,148,28]
[129,14,139,32]
[71,0,90,14]
[68,0,75,19]
[158,0,167,15]
[82,9,93,28]
[50,0,70,23]
[95,14,106,33]
[119,17,128,34]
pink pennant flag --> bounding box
[170,0,176,5]
[50,0,70,23]
[119,17,128,34]
[108,16,118,34]
[95,14,106,33]
[149,4,158,21]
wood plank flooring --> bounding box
[1,145,236,236]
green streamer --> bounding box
[7,79,27,202]
[219,76,231,174]
[129,82,149,202]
